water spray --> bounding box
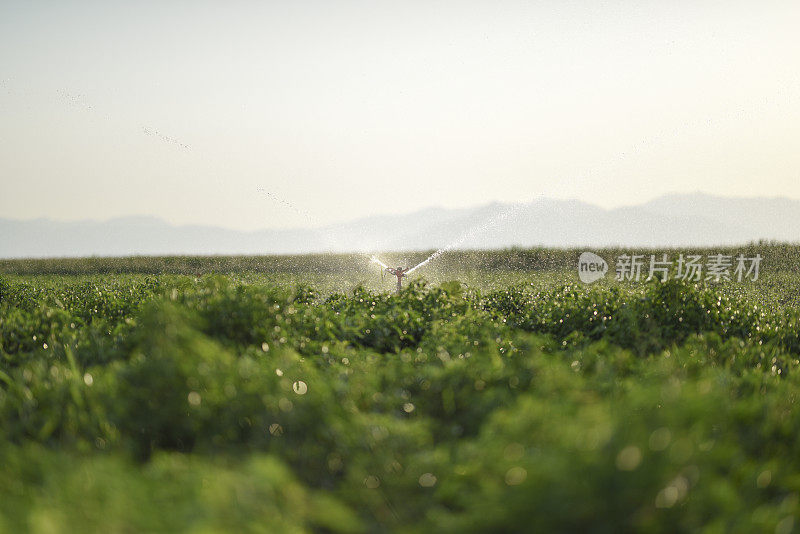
[256,188,321,228]
[370,256,388,269]
[370,202,527,292]
[406,203,525,274]
[371,256,408,292]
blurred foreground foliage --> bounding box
[2,272,800,532]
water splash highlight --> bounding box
[404,203,526,274]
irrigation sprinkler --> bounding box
[372,256,409,292]
[370,203,526,292]
[371,256,416,293]
[386,266,410,293]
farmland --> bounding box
[2,245,800,532]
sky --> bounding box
[1,0,799,231]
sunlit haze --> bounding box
[2,1,799,231]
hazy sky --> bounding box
[1,1,799,230]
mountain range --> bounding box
[2,193,799,258]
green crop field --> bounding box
[2,245,800,532]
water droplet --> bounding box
[505,467,527,486]
[278,397,293,412]
[419,473,437,487]
[293,380,308,395]
[504,443,525,461]
[649,427,671,451]
[655,485,679,508]
[616,445,642,471]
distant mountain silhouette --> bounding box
[2,193,799,258]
